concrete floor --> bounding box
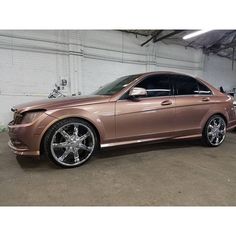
[0,131,236,206]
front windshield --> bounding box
[92,74,141,96]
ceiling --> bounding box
[121,30,236,63]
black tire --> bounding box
[202,115,227,147]
[43,118,99,168]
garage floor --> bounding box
[0,131,236,206]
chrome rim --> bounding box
[207,117,226,146]
[50,122,95,166]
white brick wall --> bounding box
[0,30,235,126]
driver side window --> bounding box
[137,75,171,97]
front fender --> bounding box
[44,103,116,144]
[45,108,105,142]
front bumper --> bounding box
[8,113,58,156]
[8,140,39,156]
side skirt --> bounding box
[100,134,202,148]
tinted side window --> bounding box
[137,76,171,97]
[197,82,212,95]
[175,76,199,95]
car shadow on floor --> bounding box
[16,155,58,169]
[97,139,202,159]
[15,139,202,169]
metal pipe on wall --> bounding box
[0,43,201,70]
[232,47,235,70]
[0,33,199,64]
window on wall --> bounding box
[137,75,171,97]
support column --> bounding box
[68,31,83,96]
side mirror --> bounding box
[129,87,147,98]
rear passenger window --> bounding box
[175,76,199,95]
[197,82,212,95]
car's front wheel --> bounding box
[202,115,227,147]
[43,118,98,168]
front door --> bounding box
[115,75,176,142]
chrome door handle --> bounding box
[202,97,210,102]
[161,100,172,106]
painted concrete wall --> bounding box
[0,30,235,126]
[203,54,236,91]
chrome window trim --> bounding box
[117,94,175,102]
[117,93,214,103]
[197,80,214,95]
[174,94,213,98]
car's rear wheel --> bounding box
[43,118,98,168]
[202,115,226,147]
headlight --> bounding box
[21,110,45,124]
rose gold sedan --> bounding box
[8,72,236,168]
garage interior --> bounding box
[0,30,236,205]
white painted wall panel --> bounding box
[203,55,236,90]
[81,57,146,94]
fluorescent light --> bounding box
[183,30,212,40]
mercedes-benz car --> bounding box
[8,72,236,168]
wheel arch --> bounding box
[211,113,228,125]
[201,112,228,133]
[39,116,101,155]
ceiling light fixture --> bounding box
[183,30,213,40]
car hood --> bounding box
[13,95,111,113]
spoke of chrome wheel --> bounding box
[209,124,213,129]
[58,148,71,161]
[60,130,71,140]
[80,132,90,141]
[210,136,215,142]
[208,131,213,136]
[74,149,80,162]
[217,120,222,128]
[213,120,217,126]
[215,137,219,144]
[73,125,79,137]
[80,144,92,152]
[219,129,225,134]
[53,142,68,148]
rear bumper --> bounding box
[227,120,236,131]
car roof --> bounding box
[129,71,195,78]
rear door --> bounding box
[173,75,212,136]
